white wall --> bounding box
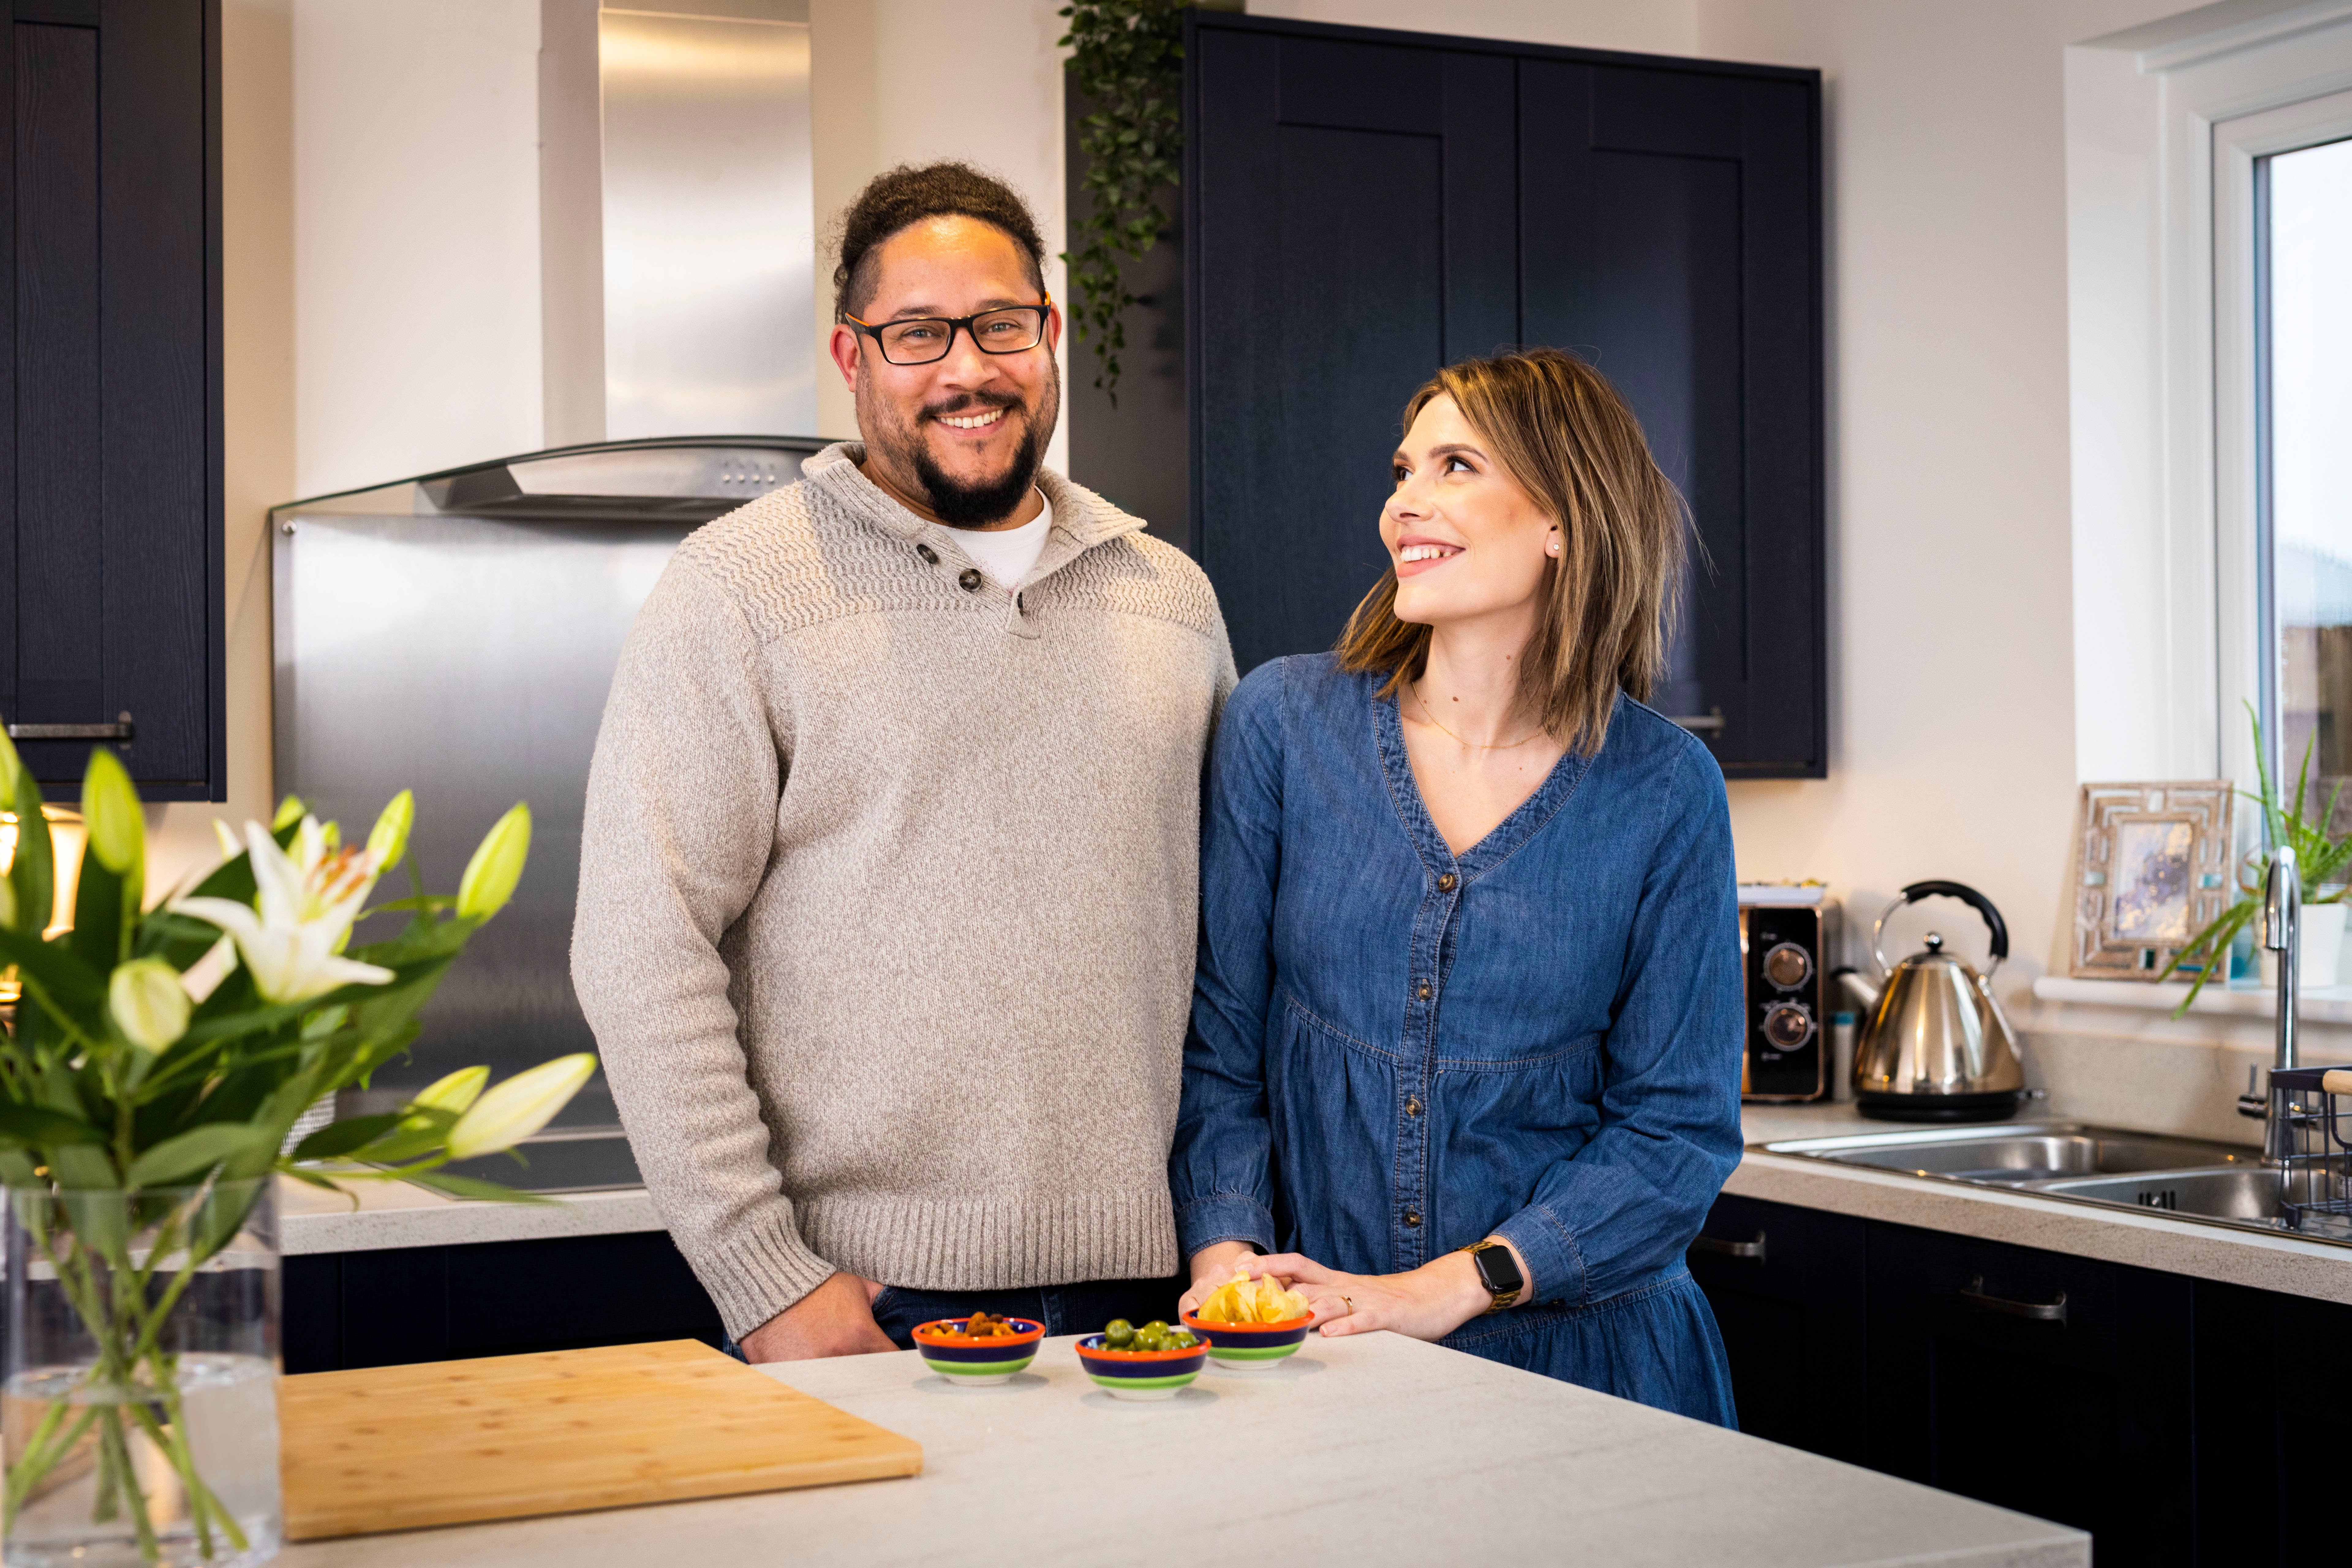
[808,0,1070,469]
[292,0,543,499]
[1252,0,1697,55]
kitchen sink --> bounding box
[2027,1165,2289,1222]
[1765,1122,2259,1184]
[1757,1121,2352,1245]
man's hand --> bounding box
[738,1271,897,1362]
[1178,1240,1261,1317]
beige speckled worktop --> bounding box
[280,1100,2352,1305]
[1732,1100,2352,1304]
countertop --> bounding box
[273,1329,2084,1568]
[288,1099,2352,1303]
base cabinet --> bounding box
[1691,1195,2351,1567]
[284,1230,724,1374]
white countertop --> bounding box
[1732,1100,2352,1304]
[273,1330,2084,1568]
[278,1171,660,1255]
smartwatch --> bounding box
[1462,1238,1525,1313]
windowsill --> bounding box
[2030,974,2352,1026]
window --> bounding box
[2264,135,2352,803]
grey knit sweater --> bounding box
[571,443,1235,1337]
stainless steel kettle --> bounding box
[1834,880,2026,1122]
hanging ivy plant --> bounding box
[1058,0,1187,406]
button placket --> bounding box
[1394,865,1459,1272]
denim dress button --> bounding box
[1403,1208,1422,1227]
[1415,979,1432,1000]
[1437,873,1457,892]
[1405,1096,1423,1118]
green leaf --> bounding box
[0,1104,104,1148]
[8,767,53,938]
[290,1112,403,1163]
[402,1172,555,1205]
[125,1124,275,1189]
[66,839,128,976]
[0,923,107,1040]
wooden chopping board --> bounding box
[279,1339,922,1540]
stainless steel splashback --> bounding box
[270,438,822,1121]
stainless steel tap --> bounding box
[2237,847,2300,1158]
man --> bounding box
[573,163,1234,1361]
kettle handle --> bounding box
[1871,880,2009,978]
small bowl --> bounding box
[911,1317,1045,1385]
[1180,1311,1314,1366]
[1073,1333,1210,1400]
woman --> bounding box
[1170,348,1743,1423]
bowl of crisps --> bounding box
[1183,1271,1315,1366]
[911,1312,1045,1385]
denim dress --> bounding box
[1171,655,1744,1425]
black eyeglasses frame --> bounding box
[839,296,1054,366]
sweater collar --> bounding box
[800,442,1146,563]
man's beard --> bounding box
[914,405,1044,526]
[863,365,1060,528]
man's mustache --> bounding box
[921,391,1023,422]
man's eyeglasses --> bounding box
[840,297,1052,366]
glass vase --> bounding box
[2,1180,281,1567]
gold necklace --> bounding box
[1410,681,1547,750]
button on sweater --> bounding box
[572,443,1236,1338]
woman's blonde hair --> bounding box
[1335,347,1687,757]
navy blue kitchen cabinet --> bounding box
[282,1231,724,1374]
[1685,1193,1868,1465]
[1691,1195,2352,1566]
[1103,11,1825,776]
[0,0,225,800]
[1862,1221,2194,1567]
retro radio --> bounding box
[1739,888,1838,1102]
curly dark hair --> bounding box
[831,162,1048,320]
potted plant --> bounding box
[2162,708,2351,1011]
[0,735,593,1566]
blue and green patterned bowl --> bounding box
[1073,1333,1209,1400]
[1181,1310,1313,1366]
[911,1317,1044,1385]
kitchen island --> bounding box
[274,1329,2082,1567]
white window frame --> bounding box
[2214,89,2352,791]
[2065,0,2352,792]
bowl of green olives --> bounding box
[1073,1318,1209,1400]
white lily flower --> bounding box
[447,1055,597,1159]
[170,819,396,1005]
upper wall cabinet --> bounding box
[1072,13,1824,776]
[0,0,224,800]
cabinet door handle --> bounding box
[7,712,133,741]
[1691,1230,1766,1261]
[1959,1274,2067,1325]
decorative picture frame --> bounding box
[2067,781,2237,980]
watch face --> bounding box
[1476,1245,1524,1295]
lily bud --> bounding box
[0,875,15,931]
[457,803,531,921]
[81,749,144,875]
[0,725,21,805]
[446,1054,595,1159]
[272,795,306,832]
[109,958,191,1053]
[409,1065,488,1116]
[212,819,241,860]
[368,790,415,871]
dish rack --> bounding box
[2270,1066,2352,1234]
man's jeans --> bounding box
[722,1272,1184,1361]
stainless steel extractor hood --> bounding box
[539,0,815,444]
[270,437,825,1141]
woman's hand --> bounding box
[1180,1241,1261,1316]
[1238,1248,1507,1342]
